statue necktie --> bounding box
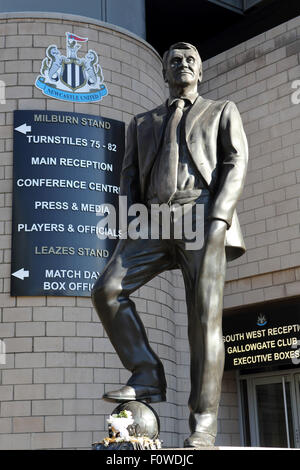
[157,99,185,204]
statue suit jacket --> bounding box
[120,95,248,262]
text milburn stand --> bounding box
[11,110,124,297]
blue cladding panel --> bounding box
[0,0,146,38]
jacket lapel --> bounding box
[152,96,210,154]
[139,102,168,199]
[185,96,212,183]
[140,97,213,196]
[185,95,210,140]
[152,101,169,151]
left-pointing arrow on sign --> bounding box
[14,123,31,135]
[12,268,30,280]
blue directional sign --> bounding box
[11,110,125,297]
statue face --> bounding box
[164,48,201,88]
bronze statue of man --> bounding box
[92,42,248,447]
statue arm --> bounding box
[120,117,141,206]
[210,101,248,229]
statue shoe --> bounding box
[183,432,216,448]
[103,385,166,403]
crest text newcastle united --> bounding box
[35,32,108,103]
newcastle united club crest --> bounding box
[35,32,108,103]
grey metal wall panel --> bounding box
[245,0,265,9]
[106,0,146,38]
[206,0,266,13]
[0,0,146,38]
[206,0,244,13]
[0,0,102,18]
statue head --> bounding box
[162,42,203,90]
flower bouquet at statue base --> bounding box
[92,401,162,450]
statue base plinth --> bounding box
[92,441,135,450]
[93,400,162,450]
[92,436,162,450]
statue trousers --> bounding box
[92,193,226,438]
